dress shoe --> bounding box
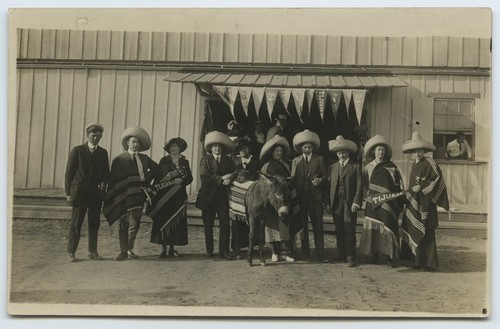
[115,252,128,261]
[168,249,182,257]
[279,255,295,262]
[272,253,279,262]
[318,256,330,263]
[158,251,167,259]
[68,253,76,262]
[88,252,103,260]
[220,252,233,260]
[347,257,356,267]
[127,250,138,259]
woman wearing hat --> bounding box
[325,135,363,267]
[195,131,237,260]
[400,132,449,272]
[259,136,295,262]
[291,130,329,263]
[147,138,193,258]
[358,135,404,267]
[103,127,158,261]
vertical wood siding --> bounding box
[15,68,204,195]
[371,74,490,208]
[18,29,490,68]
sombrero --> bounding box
[259,135,290,162]
[402,131,436,154]
[204,131,235,155]
[85,123,104,134]
[293,129,320,153]
[364,135,393,162]
[328,135,357,153]
[164,137,187,153]
[121,127,151,152]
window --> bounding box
[433,98,474,160]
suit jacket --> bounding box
[65,143,110,202]
[110,151,158,184]
[234,156,261,179]
[327,160,363,208]
[195,154,236,210]
[291,153,327,203]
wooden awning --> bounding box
[164,72,407,88]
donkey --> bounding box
[244,173,291,266]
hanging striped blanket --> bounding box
[228,180,254,225]
[401,157,449,254]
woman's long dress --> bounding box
[147,155,193,246]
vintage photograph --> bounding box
[7,7,491,318]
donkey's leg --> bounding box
[247,216,254,267]
[259,218,266,266]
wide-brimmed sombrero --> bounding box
[328,135,357,153]
[293,129,320,153]
[164,137,187,153]
[121,127,152,152]
[402,131,436,154]
[260,135,290,162]
[204,131,235,155]
[364,135,393,162]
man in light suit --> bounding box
[195,131,237,260]
[65,123,110,262]
[291,130,328,263]
[326,135,363,267]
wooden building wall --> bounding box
[14,29,491,209]
[17,29,490,68]
[372,74,490,211]
[15,68,204,195]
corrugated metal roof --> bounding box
[164,72,407,88]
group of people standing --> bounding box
[65,117,449,272]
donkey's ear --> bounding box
[285,176,293,183]
[258,171,273,183]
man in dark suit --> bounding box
[195,131,237,260]
[65,123,110,262]
[291,130,328,263]
[326,136,363,267]
[103,127,158,261]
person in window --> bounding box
[147,138,193,259]
[445,131,472,160]
[400,132,450,272]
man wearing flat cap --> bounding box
[326,135,363,267]
[65,123,110,262]
[291,130,328,263]
[195,131,237,260]
[103,127,158,261]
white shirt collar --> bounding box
[340,158,350,166]
[127,149,137,156]
[87,142,97,151]
[303,154,311,161]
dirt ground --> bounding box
[8,218,488,317]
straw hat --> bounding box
[85,123,104,134]
[364,135,393,162]
[164,137,187,153]
[121,127,151,152]
[260,135,290,162]
[204,131,235,155]
[402,131,436,153]
[293,129,320,153]
[328,135,357,153]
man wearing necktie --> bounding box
[195,131,237,260]
[65,123,110,262]
[103,127,158,261]
[291,130,328,263]
[326,136,363,267]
